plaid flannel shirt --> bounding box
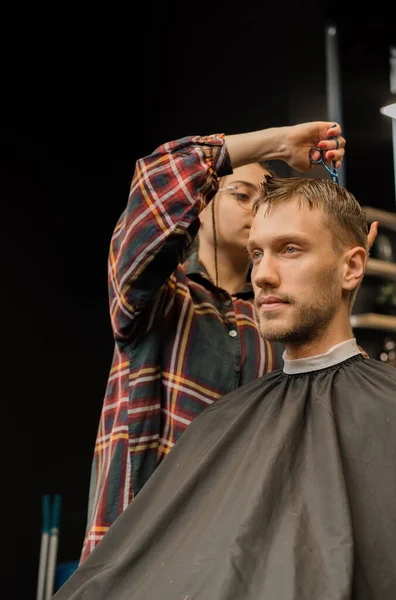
[80,133,284,561]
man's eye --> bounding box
[252,251,262,260]
[285,246,297,254]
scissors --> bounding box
[309,135,339,184]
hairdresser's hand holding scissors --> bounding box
[282,122,345,173]
[309,131,340,183]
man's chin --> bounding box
[258,313,297,340]
[259,325,288,342]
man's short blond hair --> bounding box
[253,176,369,255]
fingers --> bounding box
[317,124,346,170]
[326,123,342,136]
[367,221,379,250]
[317,135,346,151]
[317,136,345,169]
[325,148,345,169]
[309,148,322,162]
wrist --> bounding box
[224,126,289,169]
[256,126,289,163]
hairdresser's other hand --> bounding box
[368,221,379,251]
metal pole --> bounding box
[392,118,396,208]
[325,23,346,187]
[389,47,396,207]
[380,67,396,207]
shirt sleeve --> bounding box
[108,134,232,343]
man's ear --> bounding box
[342,247,367,292]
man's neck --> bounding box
[284,321,355,360]
[198,246,250,294]
[282,338,361,374]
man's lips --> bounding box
[257,296,289,311]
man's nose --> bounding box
[253,255,280,289]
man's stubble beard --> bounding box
[255,270,340,345]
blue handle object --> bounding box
[309,135,339,184]
[56,561,79,590]
[51,494,62,532]
[309,148,339,184]
[42,495,51,534]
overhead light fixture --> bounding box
[380,102,396,208]
[381,46,396,207]
[380,103,396,119]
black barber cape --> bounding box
[54,339,396,600]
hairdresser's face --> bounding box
[249,199,344,344]
[199,163,268,256]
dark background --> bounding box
[2,4,395,597]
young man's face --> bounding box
[249,198,344,344]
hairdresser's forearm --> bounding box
[224,127,288,168]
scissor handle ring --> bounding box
[309,147,324,164]
[326,135,339,149]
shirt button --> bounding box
[233,364,240,372]
[229,329,238,338]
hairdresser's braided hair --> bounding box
[211,197,219,287]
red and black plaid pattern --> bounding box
[80,134,283,562]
